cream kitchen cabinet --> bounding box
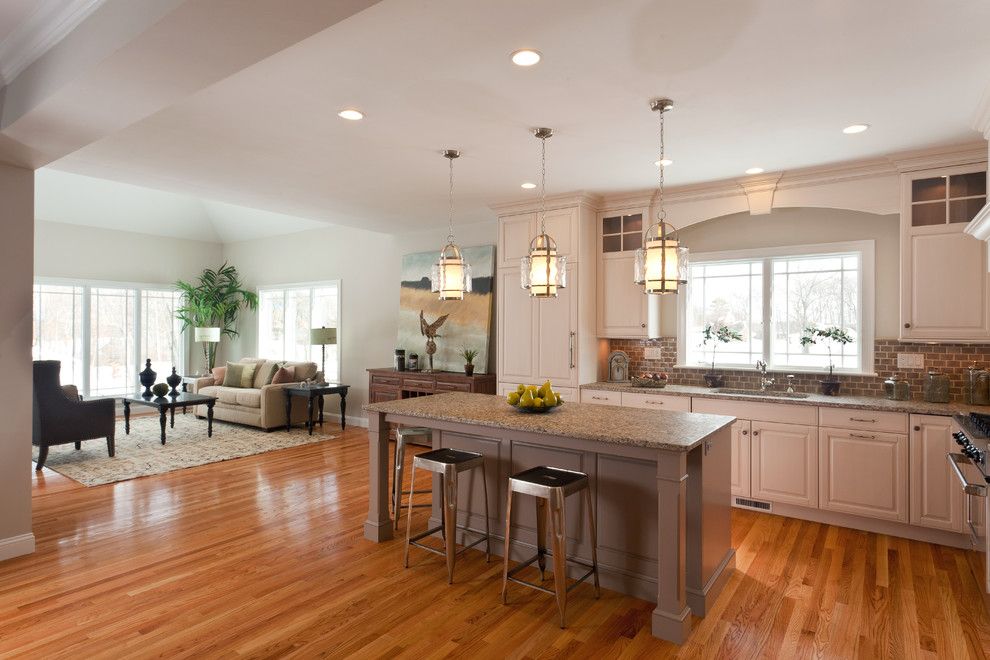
[909,414,963,532]
[580,389,621,405]
[620,391,692,411]
[596,209,653,338]
[497,206,581,269]
[750,421,819,508]
[730,419,752,498]
[900,165,990,342]
[818,427,908,522]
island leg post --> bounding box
[652,450,691,644]
[365,411,394,541]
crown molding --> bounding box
[488,190,602,215]
[0,0,106,87]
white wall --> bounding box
[0,163,35,561]
[34,220,223,284]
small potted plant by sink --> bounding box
[462,348,479,377]
[799,325,853,395]
[701,322,743,388]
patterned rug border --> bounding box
[33,415,338,487]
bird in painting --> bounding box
[420,310,449,372]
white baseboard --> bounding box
[326,413,369,429]
[0,533,35,562]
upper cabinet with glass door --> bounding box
[597,209,651,338]
[900,164,990,342]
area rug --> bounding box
[32,415,336,487]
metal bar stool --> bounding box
[392,427,433,529]
[501,466,600,628]
[404,447,491,584]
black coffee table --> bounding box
[122,392,217,445]
[284,383,350,435]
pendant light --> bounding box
[635,98,688,294]
[431,149,472,300]
[521,127,566,298]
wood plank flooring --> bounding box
[3,424,989,658]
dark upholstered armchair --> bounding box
[32,360,115,471]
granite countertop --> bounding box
[364,392,734,452]
[581,382,990,417]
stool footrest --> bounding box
[505,553,597,595]
[408,525,490,557]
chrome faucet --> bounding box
[756,360,775,392]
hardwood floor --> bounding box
[4,425,990,658]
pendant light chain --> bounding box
[539,132,548,234]
[447,153,455,244]
[657,105,666,222]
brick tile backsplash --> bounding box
[608,338,990,400]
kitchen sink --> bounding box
[714,388,811,399]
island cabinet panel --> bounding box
[595,454,659,579]
[435,431,506,534]
[818,427,908,522]
[750,421,818,508]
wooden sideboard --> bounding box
[367,368,497,403]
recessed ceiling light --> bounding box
[337,109,364,121]
[745,167,764,175]
[842,123,869,134]
[511,49,541,66]
[654,159,673,167]
[521,182,536,189]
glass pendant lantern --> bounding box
[431,149,472,300]
[521,128,566,298]
[635,98,688,294]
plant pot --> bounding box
[819,380,841,396]
[464,363,475,376]
[703,373,724,388]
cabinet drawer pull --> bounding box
[645,400,664,406]
[850,433,876,440]
[592,396,607,401]
[849,417,877,423]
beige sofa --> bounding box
[191,358,320,431]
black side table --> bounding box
[284,384,350,435]
[121,392,217,444]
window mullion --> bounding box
[762,257,772,368]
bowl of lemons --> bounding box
[506,380,563,414]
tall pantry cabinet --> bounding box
[492,193,601,401]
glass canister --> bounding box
[883,374,911,401]
[964,364,990,405]
[923,370,950,403]
[394,349,406,372]
[407,353,419,371]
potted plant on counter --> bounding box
[800,325,853,395]
[701,323,743,388]
[462,348,479,376]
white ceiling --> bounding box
[35,168,323,243]
[38,0,990,236]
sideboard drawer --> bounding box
[436,380,472,392]
[818,407,908,434]
[401,376,435,392]
[372,374,401,387]
[581,389,620,405]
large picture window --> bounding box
[258,282,340,380]
[679,241,874,374]
[33,280,184,397]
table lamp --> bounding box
[311,327,337,383]
[194,327,221,374]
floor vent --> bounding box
[734,497,772,512]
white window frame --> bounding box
[677,240,876,375]
[33,277,186,396]
[256,280,342,380]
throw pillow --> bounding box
[223,363,245,388]
[240,362,257,388]
[260,362,278,386]
[212,366,227,384]
[271,366,296,385]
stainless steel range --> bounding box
[949,413,990,595]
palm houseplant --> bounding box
[800,325,854,395]
[462,348,479,376]
[701,323,743,388]
[175,263,258,373]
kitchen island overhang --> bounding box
[363,392,736,644]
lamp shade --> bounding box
[194,327,221,342]
[310,327,337,345]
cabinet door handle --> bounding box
[741,429,749,436]
[904,322,911,329]
[569,331,576,369]
[752,431,759,436]
[641,323,646,328]
[850,433,877,440]
[914,425,921,431]
[849,417,877,423]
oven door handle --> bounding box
[965,494,982,548]
[947,452,988,497]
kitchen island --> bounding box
[363,392,736,644]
